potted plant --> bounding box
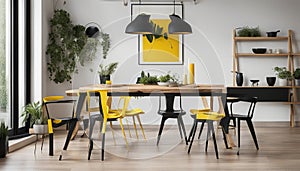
[158,74,172,86]
[98,62,118,84]
[0,121,8,158]
[294,68,300,86]
[21,101,48,134]
[274,67,293,86]
[139,72,158,85]
[236,26,261,37]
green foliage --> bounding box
[0,121,8,140]
[274,67,293,80]
[0,3,7,110]
[158,74,172,82]
[237,26,261,37]
[98,62,118,76]
[294,68,300,79]
[139,72,158,85]
[100,32,110,59]
[144,21,168,43]
[46,9,87,84]
[21,101,46,127]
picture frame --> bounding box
[131,3,184,65]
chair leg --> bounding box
[237,119,241,155]
[110,121,116,145]
[157,117,167,145]
[119,119,128,148]
[136,115,146,140]
[126,118,132,138]
[177,117,183,140]
[209,121,219,159]
[63,119,77,150]
[188,120,198,154]
[88,139,93,160]
[178,115,188,145]
[197,121,205,140]
[188,122,196,142]
[49,133,54,156]
[101,133,105,161]
[246,119,259,150]
[205,122,211,153]
[132,116,139,139]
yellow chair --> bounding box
[112,97,146,140]
[87,90,129,161]
[43,96,77,157]
[187,97,225,159]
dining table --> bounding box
[59,84,232,160]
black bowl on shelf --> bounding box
[266,77,276,86]
[252,48,267,54]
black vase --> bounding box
[0,136,8,158]
[236,73,243,86]
[99,75,110,84]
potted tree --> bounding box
[0,121,8,158]
[21,101,48,134]
[294,68,300,86]
[274,67,293,86]
[98,62,118,84]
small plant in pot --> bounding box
[0,121,8,158]
[139,72,158,85]
[158,74,172,86]
[21,101,48,134]
[98,62,118,84]
[294,68,300,86]
[274,67,293,86]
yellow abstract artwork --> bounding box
[139,19,182,64]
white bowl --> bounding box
[157,82,169,86]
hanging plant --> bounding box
[46,9,87,84]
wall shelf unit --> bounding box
[232,29,299,127]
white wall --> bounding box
[39,0,300,124]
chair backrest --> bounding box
[43,96,76,119]
[158,95,183,112]
[116,96,131,117]
[229,96,258,118]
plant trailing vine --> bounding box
[46,9,87,84]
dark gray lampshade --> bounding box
[125,14,153,34]
[85,26,99,37]
[168,14,192,34]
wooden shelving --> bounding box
[232,29,299,127]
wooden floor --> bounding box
[1,122,300,171]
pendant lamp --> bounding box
[168,1,192,34]
[125,13,153,34]
[85,22,101,38]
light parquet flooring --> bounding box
[1,122,300,171]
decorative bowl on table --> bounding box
[250,80,259,86]
[157,82,169,86]
[252,48,267,54]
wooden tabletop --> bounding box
[66,84,225,96]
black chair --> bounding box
[156,94,188,145]
[228,96,259,155]
[42,96,78,158]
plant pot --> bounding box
[0,136,8,158]
[278,78,287,86]
[295,79,300,86]
[99,75,110,84]
[266,77,276,86]
[33,124,48,134]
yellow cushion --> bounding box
[125,108,144,116]
[43,96,64,102]
[196,112,225,121]
[190,108,211,115]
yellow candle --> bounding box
[189,63,194,84]
[106,80,111,85]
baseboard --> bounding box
[8,135,37,153]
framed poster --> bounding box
[131,3,184,65]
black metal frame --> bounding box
[8,0,31,139]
